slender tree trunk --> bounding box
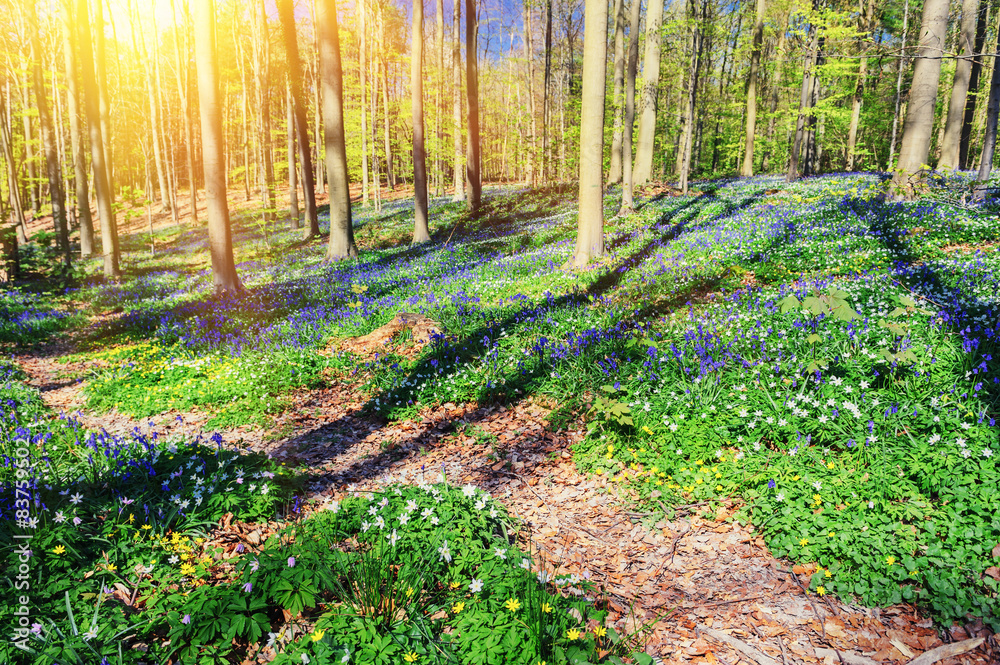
[310,0,325,194]
[939,0,980,168]
[436,0,445,195]
[542,0,553,182]
[93,0,113,200]
[568,0,607,268]
[960,0,989,169]
[317,0,357,259]
[525,0,538,186]
[134,4,170,213]
[892,0,950,198]
[680,0,704,194]
[28,1,69,270]
[277,0,319,237]
[76,0,118,277]
[18,65,38,214]
[846,0,873,171]
[237,35,252,202]
[787,14,818,183]
[741,0,765,176]
[358,0,369,206]
[193,0,242,292]
[889,0,911,169]
[633,0,664,186]
[382,58,394,189]
[255,0,276,222]
[62,3,94,257]
[287,82,299,226]
[1,89,26,260]
[413,0,431,240]
[452,0,465,200]
[608,0,626,185]
[761,11,788,173]
[974,17,1000,198]
[620,0,642,212]
[466,0,482,210]
[170,0,197,223]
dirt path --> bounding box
[13,347,997,665]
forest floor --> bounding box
[4,173,1000,664]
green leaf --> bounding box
[806,334,822,345]
[778,295,801,313]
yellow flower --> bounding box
[449,581,461,590]
[128,514,135,524]
[886,556,896,566]
[799,538,809,547]
[817,586,826,596]
[106,563,117,572]
[566,628,581,640]
[403,653,419,663]
[910,570,919,577]
[792,475,801,481]
[541,602,553,613]
[141,524,152,530]
[504,598,521,613]
[593,625,607,637]
[180,563,196,576]
[825,569,832,578]
[311,629,325,642]
[451,602,465,614]
[813,494,822,504]
[52,545,66,555]
[827,462,835,469]
[828,532,835,538]
[406,586,415,597]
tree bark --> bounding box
[255,0,277,223]
[939,0,980,168]
[193,0,242,293]
[608,0,627,185]
[466,0,482,210]
[542,0,553,182]
[436,0,445,195]
[358,0,369,207]
[633,0,664,186]
[76,0,118,277]
[452,0,465,200]
[959,0,989,169]
[787,12,818,183]
[311,0,325,194]
[93,0,113,200]
[287,82,299,227]
[525,0,538,186]
[888,0,911,169]
[61,1,94,257]
[620,0,642,212]
[277,0,319,238]
[568,0,607,268]
[741,0,765,176]
[317,0,357,260]
[28,0,70,270]
[170,0,198,223]
[413,0,431,241]
[892,0,950,199]
[679,0,704,194]
[974,18,1000,197]
[846,0,873,172]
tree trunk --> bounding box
[76,0,118,277]
[436,0,445,195]
[170,0,198,223]
[277,0,319,237]
[888,0,911,169]
[761,11,788,173]
[939,0,980,168]
[974,18,1000,198]
[633,0,664,186]
[959,0,989,169]
[134,3,171,213]
[608,0,627,185]
[93,0,113,200]
[19,65,38,214]
[317,0,357,260]
[525,0,538,186]
[193,0,242,293]
[568,0,607,268]
[620,0,642,212]
[452,0,465,200]
[62,2,94,257]
[846,0,873,171]
[287,82,299,226]
[466,0,482,210]
[310,0,325,194]
[255,0,276,223]
[412,0,431,241]
[542,0,553,182]
[741,0,765,176]
[892,0,950,199]
[679,0,704,194]
[358,0,369,207]
[787,14,818,183]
